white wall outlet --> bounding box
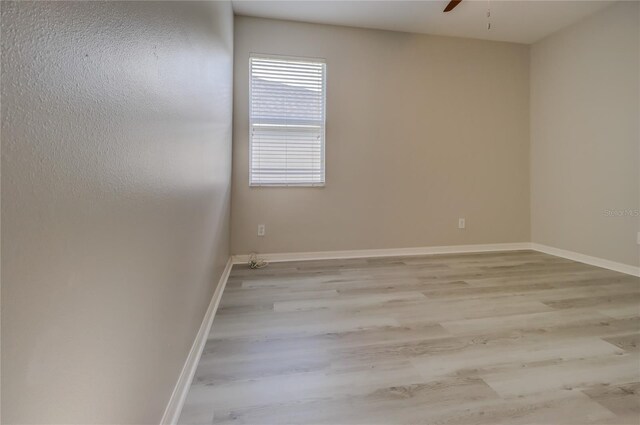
[257,224,265,237]
[458,218,466,229]
[637,231,640,245]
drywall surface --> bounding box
[1,1,233,423]
[231,16,530,255]
[531,1,640,267]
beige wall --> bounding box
[231,16,531,255]
[531,1,640,267]
[1,1,233,423]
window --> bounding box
[249,55,326,186]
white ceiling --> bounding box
[231,0,616,44]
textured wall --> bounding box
[531,2,639,267]
[231,17,530,255]
[1,1,233,423]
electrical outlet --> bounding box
[458,218,466,229]
[637,231,640,245]
[257,224,265,237]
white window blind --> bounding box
[250,55,326,186]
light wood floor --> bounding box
[179,250,640,425]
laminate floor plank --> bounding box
[179,250,640,424]
[583,382,640,419]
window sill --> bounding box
[249,183,326,188]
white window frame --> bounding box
[249,53,327,187]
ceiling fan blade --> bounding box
[443,0,462,12]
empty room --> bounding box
[1,0,639,424]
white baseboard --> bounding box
[160,257,234,425]
[232,242,532,264]
[531,243,640,277]
[233,242,639,278]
